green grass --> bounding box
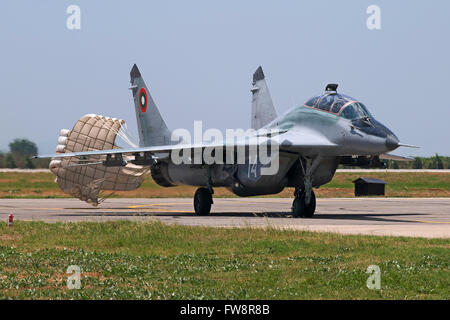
[1,171,449,198]
[0,221,448,299]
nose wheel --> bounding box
[292,190,316,218]
[292,156,320,218]
[194,187,213,216]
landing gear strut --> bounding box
[292,156,321,218]
[194,187,213,216]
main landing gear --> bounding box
[194,167,214,216]
[194,187,213,215]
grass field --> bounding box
[0,221,448,299]
[0,171,449,199]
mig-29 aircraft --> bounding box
[36,65,415,217]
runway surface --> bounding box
[0,198,449,238]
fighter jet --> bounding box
[36,65,415,217]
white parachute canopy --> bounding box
[50,114,148,206]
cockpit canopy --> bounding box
[304,93,373,120]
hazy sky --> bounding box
[1,0,449,157]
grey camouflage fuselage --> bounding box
[142,66,400,197]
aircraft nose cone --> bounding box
[385,134,399,151]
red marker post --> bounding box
[8,214,13,227]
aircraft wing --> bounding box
[379,153,414,161]
[35,130,338,160]
[35,142,216,159]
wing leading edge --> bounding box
[35,131,338,160]
[379,153,414,161]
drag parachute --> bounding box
[50,114,148,206]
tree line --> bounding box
[384,154,449,169]
[0,138,449,169]
[0,139,49,169]
[337,154,449,169]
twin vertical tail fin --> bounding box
[251,66,277,130]
[130,64,276,146]
[130,64,171,147]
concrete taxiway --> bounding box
[0,198,449,238]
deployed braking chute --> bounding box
[49,114,148,206]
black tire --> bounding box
[302,190,316,218]
[291,197,303,218]
[291,190,316,218]
[194,187,212,216]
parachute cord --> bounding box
[100,119,139,149]
[121,123,139,147]
[98,191,116,204]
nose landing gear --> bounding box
[292,189,316,218]
[292,155,320,218]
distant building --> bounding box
[352,178,387,196]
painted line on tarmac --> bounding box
[125,209,194,213]
[414,220,450,224]
[128,202,191,208]
[20,207,65,211]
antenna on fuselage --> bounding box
[325,83,338,93]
